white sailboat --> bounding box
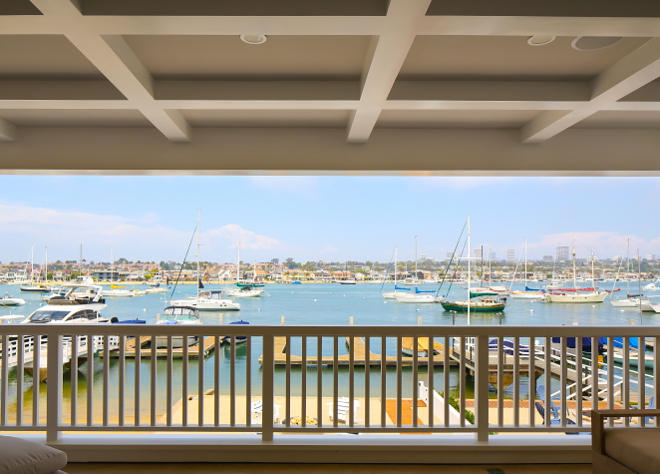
[545,236,607,304]
[20,244,48,292]
[382,246,407,299]
[171,211,241,311]
[101,247,134,297]
[225,242,264,297]
[395,236,440,303]
[510,238,544,300]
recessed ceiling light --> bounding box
[527,36,556,46]
[240,34,267,45]
[571,36,623,51]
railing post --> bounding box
[475,335,489,442]
[262,334,275,442]
[47,333,63,443]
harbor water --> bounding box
[1,281,657,424]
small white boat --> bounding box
[171,290,240,311]
[225,284,264,298]
[101,287,134,297]
[510,290,545,300]
[609,349,654,369]
[21,284,108,324]
[395,292,442,303]
[644,278,660,291]
[0,294,26,306]
[156,306,202,348]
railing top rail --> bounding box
[0,324,658,337]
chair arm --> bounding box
[591,409,660,454]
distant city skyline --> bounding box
[1,176,659,264]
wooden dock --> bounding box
[104,336,217,359]
[260,336,452,367]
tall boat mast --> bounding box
[467,216,471,325]
[524,238,527,290]
[236,241,241,283]
[591,250,596,292]
[572,234,577,291]
[44,247,48,283]
[111,246,113,282]
[31,243,34,282]
[197,209,201,298]
[638,249,643,321]
[394,246,398,286]
[414,235,418,283]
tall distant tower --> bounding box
[507,249,515,262]
[557,245,570,262]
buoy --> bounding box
[143,308,147,312]
[384,301,387,304]
[621,309,625,313]
[363,297,366,299]
[314,299,317,302]
[530,309,534,312]
[416,309,420,312]
[258,308,261,311]
[343,295,346,297]
[592,305,595,308]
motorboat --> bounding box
[644,278,660,291]
[20,283,49,292]
[227,319,249,344]
[0,294,26,306]
[171,290,240,311]
[101,284,134,297]
[146,284,169,294]
[156,305,202,348]
[20,284,108,324]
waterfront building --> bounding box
[556,246,570,262]
[507,249,515,262]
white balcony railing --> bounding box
[0,325,657,458]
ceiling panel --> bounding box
[399,36,649,81]
[573,111,660,128]
[0,0,42,15]
[0,109,150,127]
[124,35,371,80]
[426,0,660,17]
[82,0,387,16]
[0,35,105,79]
[181,110,350,128]
[376,110,540,129]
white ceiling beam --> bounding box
[4,127,660,176]
[521,38,660,144]
[0,119,17,142]
[6,14,660,38]
[28,0,191,142]
[347,0,432,143]
[347,109,382,143]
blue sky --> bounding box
[1,175,659,264]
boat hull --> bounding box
[441,302,505,313]
[544,292,608,304]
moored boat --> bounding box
[441,297,506,313]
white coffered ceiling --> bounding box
[2,0,660,175]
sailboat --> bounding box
[395,236,439,302]
[226,242,265,297]
[441,217,506,315]
[382,246,409,299]
[509,238,545,300]
[171,211,240,310]
[20,244,48,292]
[544,236,607,304]
[101,248,134,297]
[339,261,356,285]
[610,241,653,310]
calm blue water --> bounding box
[2,281,657,421]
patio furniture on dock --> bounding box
[534,402,585,435]
[327,397,361,423]
[251,400,281,424]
